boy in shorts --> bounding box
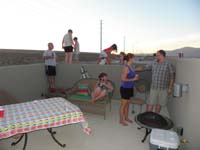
[43,43,57,91]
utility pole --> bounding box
[100,20,103,52]
[123,36,126,52]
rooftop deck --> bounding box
[0,58,200,149]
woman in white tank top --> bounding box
[62,29,74,64]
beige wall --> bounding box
[0,63,151,100]
[56,63,151,99]
[0,64,48,102]
[168,58,200,150]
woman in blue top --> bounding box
[120,53,139,126]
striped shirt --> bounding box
[150,61,174,90]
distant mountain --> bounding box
[166,47,200,58]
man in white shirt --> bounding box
[43,43,57,91]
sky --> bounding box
[0,0,199,54]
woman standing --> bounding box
[62,29,74,64]
[119,53,139,126]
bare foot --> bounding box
[90,100,95,104]
[119,121,128,126]
[125,118,133,123]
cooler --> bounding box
[150,129,180,150]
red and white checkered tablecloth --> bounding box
[0,97,92,139]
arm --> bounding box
[103,81,113,91]
[43,52,53,60]
[70,34,74,46]
[74,42,77,51]
[168,64,175,94]
[62,37,64,48]
[135,66,145,71]
[106,57,111,65]
[43,56,53,60]
[97,56,101,64]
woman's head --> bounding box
[123,53,135,64]
[98,72,108,81]
[111,44,117,52]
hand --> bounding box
[133,74,139,81]
[168,88,173,95]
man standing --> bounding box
[43,43,57,91]
[146,50,175,113]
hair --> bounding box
[48,42,53,47]
[98,72,107,80]
[111,44,117,51]
[68,29,73,33]
[73,37,78,40]
[120,52,125,56]
[123,53,134,61]
[158,50,166,57]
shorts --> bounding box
[120,87,134,100]
[64,46,73,53]
[148,88,168,106]
[45,66,56,76]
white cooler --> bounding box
[150,129,180,150]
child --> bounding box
[97,44,117,65]
[119,52,126,65]
[91,73,113,103]
[43,42,57,91]
[73,37,80,62]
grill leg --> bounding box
[137,126,144,130]
[141,128,152,143]
[47,128,66,148]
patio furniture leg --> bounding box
[11,134,24,146]
[23,133,28,150]
[47,128,66,148]
[109,99,112,112]
[11,133,28,150]
[141,128,152,143]
[104,103,106,120]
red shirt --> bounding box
[103,46,113,54]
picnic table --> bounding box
[0,97,92,150]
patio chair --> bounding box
[65,78,115,119]
[131,79,150,113]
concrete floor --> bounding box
[0,100,170,150]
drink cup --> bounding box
[0,109,5,118]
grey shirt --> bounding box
[149,60,175,90]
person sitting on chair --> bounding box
[91,73,113,103]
